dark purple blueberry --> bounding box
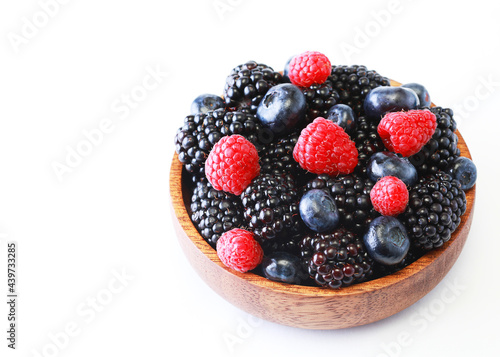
[190,94,225,115]
[446,156,477,190]
[367,152,418,186]
[261,251,308,284]
[401,83,431,108]
[299,189,340,233]
[256,83,306,137]
[363,86,420,120]
[326,104,357,134]
[363,216,410,266]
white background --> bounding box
[0,0,499,356]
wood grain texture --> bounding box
[169,85,476,329]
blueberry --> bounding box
[261,251,308,284]
[299,189,340,232]
[401,83,431,107]
[326,104,357,134]
[257,83,306,137]
[367,152,418,186]
[363,216,410,266]
[446,156,477,190]
[190,94,225,115]
[363,86,420,120]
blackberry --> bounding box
[301,80,340,123]
[329,65,390,116]
[371,247,425,279]
[259,131,313,185]
[402,172,467,251]
[352,115,385,175]
[240,172,302,242]
[409,107,460,175]
[303,174,379,234]
[300,228,373,289]
[190,180,245,247]
[174,108,272,174]
[223,61,283,113]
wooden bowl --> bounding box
[169,89,476,330]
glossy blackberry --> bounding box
[174,108,272,174]
[190,180,245,247]
[259,131,313,185]
[300,228,373,289]
[223,61,283,113]
[409,107,460,175]
[187,172,208,186]
[329,65,390,116]
[402,172,467,251]
[303,174,379,234]
[240,172,302,242]
[352,115,385,175]
[301,80,340,123]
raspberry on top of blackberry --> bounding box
[409,107,460,175]
[174,108,272,175]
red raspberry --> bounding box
[216,228,264,273]
[288,51,332,87]
[377,109,437,157]
[293,117,358,175]
[370,176,409,216]
[205,135,260,196]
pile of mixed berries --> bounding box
[175,51,477,289]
